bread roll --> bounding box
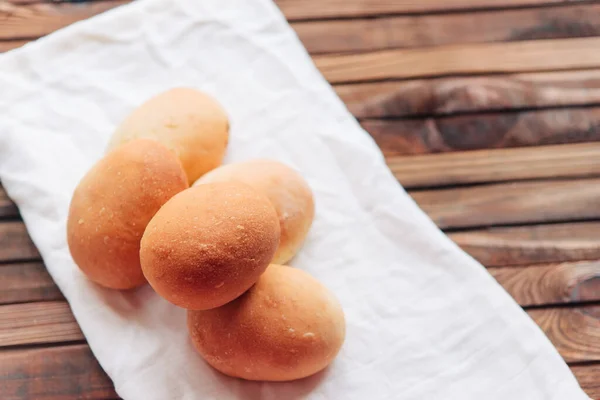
[188,264,346,381]
[140,182,280,310]
[195,160,314,264]
[107,88,229,184]
[67,139,188,289]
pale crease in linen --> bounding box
[0,1,590,399]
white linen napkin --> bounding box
[0,0,590,399]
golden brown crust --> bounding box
[187,264,346,381]
[67,139,189,289]
[195,160,315,264]
[140,182,280,310]
[107,87,229,184]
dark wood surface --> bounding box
[1,1,599,399]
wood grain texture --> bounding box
[0,222,40,263]
[1,250,598,310]
[1,2,599,397]
[389,142,600,188]
[0,262,62,305]
[363,106,600,156]
[0,40,29,53]
[0,301,81,347]
[315,37,600,83]
[1,299,598,365]
[4,2,600,57]
[0,210,597,273]
[411,178,600,229]
[449,222,600,266]
[295,4,600,54]
[489,261,600,306]
[337,70,600,119]
[1,258,598,310]
[529,305,600,363]
[572,363,600,399]
[276,0,591,20]
[0,0,128,40]
[0,221,598,309]
[0,186,19,218]
[0,344,117,400]
[0,340,594,400]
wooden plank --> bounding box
[0,215,598,276]
[489,261,600,307]
[1,300,598,365]
[0,186,19,218]
[1,226,599,309]
[0,340,592,400]
[389,143,600,188]
[276,0,591,20]
[0,344,117,400]
[5,2,600,56]
[315,37,600,83]
[411,178,600,229]
[572,363,600,400]
[0,258,597,312]
[0,40,29,53]
[0,222,41,263]
[0,301,81,347]
[363,106,600,157]
[0,1,128,40]
[449,222,600,267]
[337,70,600,119]
[0,257,597,311]
[529,305,600,363]
[0,262,62,305]
[295,4,600,54]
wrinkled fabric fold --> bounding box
[0,0,589,399]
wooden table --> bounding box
[1,1,600,398]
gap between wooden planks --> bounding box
[294,3,600,53]
[0,343,596,400]
[3,1,600,54]
[7,2,600,122]
[1,225,599,398]
[3,220,600,295]
[2,259,599,307]
[0,300,599,364]
[4,183,600,268]
[3,0,596,22]
[5,2,600,87]
[0,0,596,400]
[276,0,595,20]
[315,37,600,83]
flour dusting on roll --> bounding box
[188,264,346,381]
[140,182,280,310]
[107,87,229,184]
[195,159,314,264]
[67,139,188,289]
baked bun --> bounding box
[107,87,229,184]
[195,160,314,264]
[140,182,280,310]
[67,139,188,289]
[188,264,346,381]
